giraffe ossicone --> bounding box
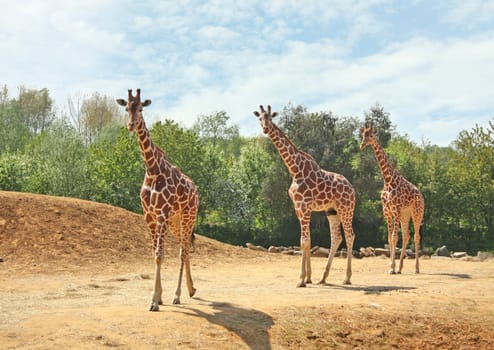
[117,89,199,311]
[254,105,357,287]
[360,121,424,274]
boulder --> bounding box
[281,249,295,255]
[268,246,280,253]
[312,247,329,257]
[452,252,467,259]
[476,251,493,262]
[245,243,267,252]
[374,248,389,257]
[435,245,450,257]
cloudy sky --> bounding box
[1,0,493,146]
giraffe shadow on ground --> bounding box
[318,283,417,295]
[425,273,472,279]
[172,297,274,350]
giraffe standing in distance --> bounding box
[117,89,198,311]
[360,122,424,274]
[254,105,356,287]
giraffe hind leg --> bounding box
[319,214,342,285]
[398,223,410,274]
[342,219,355,285]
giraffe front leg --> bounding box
[297,240,312,287]
[150,254,163,311]
[149,229,165,311]
[387,219,399,274]
[297,218,312,287]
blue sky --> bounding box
[1,0,493,146]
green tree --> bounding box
[23,120,90,198]
[0,85,32,153]
[448,120,494,251]
[150,119,204,182]
[87,126,142,212]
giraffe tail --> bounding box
[418,223,424,249]
[190,233,196,253]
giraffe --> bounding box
[360,122,424,274]
[253,105,356,287]
[116,89,198,311]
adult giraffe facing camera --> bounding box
[117,89,198,311]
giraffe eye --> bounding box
[125,107,129,112]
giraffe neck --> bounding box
[135,116,163,175]
[267,123,309,177]
[370,140,396,184]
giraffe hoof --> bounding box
[149,303,160,312]
[172,297,181,305]
[306,279,312,284]
[343,280,351,285]
[189,287,197,298]
[317,280,326,285]
[389,270,396,275]
[296,282,306,288]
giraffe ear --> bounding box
[116,99,127,106]
[142,99,152,107]
[253,111,260,117]
[272,112,278,118]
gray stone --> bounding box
[435,245,450,257]
[312,247,329,257]
[268,246,280,253]
[476,251,493,261]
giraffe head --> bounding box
[116,88,152,132]
[359,121,378,150]
[253,105,278,134]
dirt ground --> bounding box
[1,191,494,349]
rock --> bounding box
[476,251,493,262]
[0,257,3,263]
[374,248,389,257]
[435,245,450,257]
[268,246,280,253]
[310,246,320,254]
[281,250,295,255]
[452,252,467,259]
[312,247,329,257]
[339,249,362,258]
[245,243,267,252]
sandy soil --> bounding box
[1,191,493,349]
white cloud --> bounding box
[443,0,494,26]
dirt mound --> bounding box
[0,191,257,272]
